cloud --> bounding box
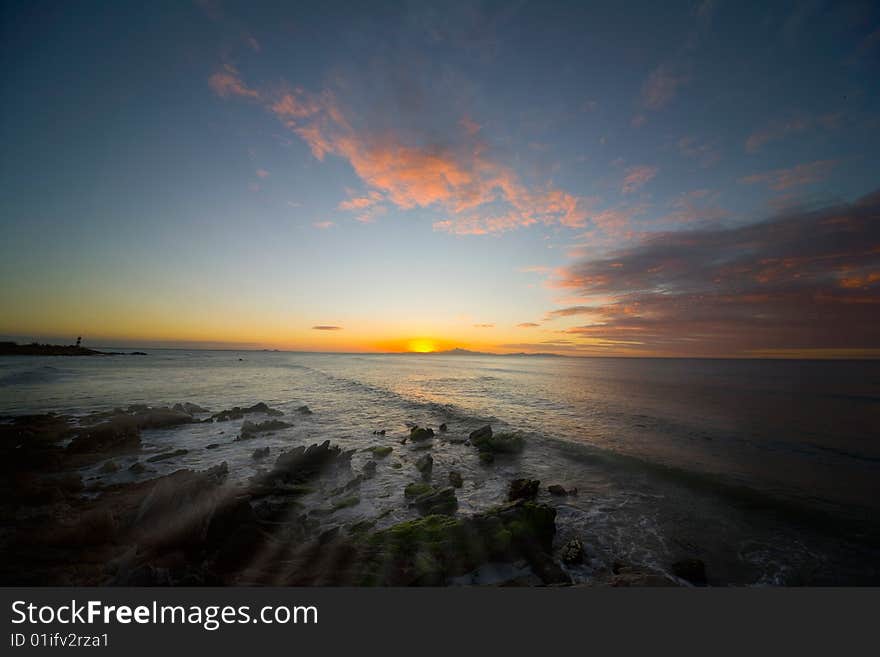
[677,136,720,168]
[516,322,540,328]
[548,189,880,356]
[641,64,689,110]
[739,160,838,191]
[473,323,495,328]
[658,189,728,224]
[312,325,342,330]
[209,67,589,236]
[745,113,842,153]
[312,221,335,229]
[621,165,658,194]
[256,169,270,178]
[544,306,598,320]
[208,64,260,99]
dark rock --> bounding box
[205,443,220,450]
[368,446,392,458]
[448,471,463,488]
[671,558,707,586]
[146,448,189,463]
[560,537,584,564]
[410,426,435,441]
[469,425,493,443]
[372,429,386,435]
[478,451,495,465]
[362,460,377,478]
[128,461,146,474]
[404,482,434,498]
[508,478,540,501]
[236,419,292,440]
[99,460,119,474]
[439,423,448,432]
[252,446,270,460]
[211,402,283,422]
[249,440,351,495]
[415,453,433,478]
[547,484,568,496]
[411,487,458,516]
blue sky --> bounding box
[1,1,879,355]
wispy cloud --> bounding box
[516,322,540,328]
[739,159,837,191]
[209,66,590,236]
[312,325,342,330]
[473,323,495,328]
[312,221,335,229]
[256,168,270,178]
[745,112,842,153]
[621,165,658,194]
[641,64,689,110]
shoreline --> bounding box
[0,403,692,587]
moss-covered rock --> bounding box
[410,426,435,441]
[404,482,434,498]
[368,446,393,458]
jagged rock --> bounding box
[411,487,458,515]
[560,537,583,564]
[410,426,434,441]
[671,558,707,586]
[249,440,351,495]
[415,453,433,478]
[404,482,434,498]
[296,405,313,415]
[252,446,270,459]
[362,460,377,478]
[211,402,283,422]
[508,478,540,501]
[235,419,292,440]
[469,425,493,443]
[448,471,463,488]
[146,449,188,463]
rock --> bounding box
[469,425,493,443]
[362,460,377,478]
[99,460,119,474]
[448,471,463,488]
[410,426,435,441]
[415,453,433,478]
[249,440,352,495]
[478,451,495,465]
[211,402,283,422]
[439,423,448,432]
[352,499,561,586]
[508,478,540,501]
[560,537,583,564]
[474,431,525,455]
[296,405,313,415]
[128,461,146,474]
[236,419,292,440]
[411,486,458,515]
[372,429,386,435]
[368,446,392,458]
[146,448,189,463]
[252,446,270,459]
[404,482,434,498]
[547,484,568,496]
[331,495,360,511]
[173,402,209,415]
[671,558,707,586]
[205,443,220,450]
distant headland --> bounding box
[0,341,147,356]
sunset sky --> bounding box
[2,1,879,356]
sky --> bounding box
[1,0,879,357]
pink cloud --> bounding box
[641,64,688,110]
[256,169,270,178]
[208,64,259,99]
[739,160,838,191]
[312,221,335,229]
[621,165,658,194]
[209,67,590,236]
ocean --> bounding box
[2,350,879,585]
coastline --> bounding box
[0,403,689,587]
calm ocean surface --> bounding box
[2,350,879,584]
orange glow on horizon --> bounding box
[406,338,437,353]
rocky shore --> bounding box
[0,342,147,356]
[0,403,699,586]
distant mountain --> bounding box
[426,348,565,358]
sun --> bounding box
[407,338,436,353]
